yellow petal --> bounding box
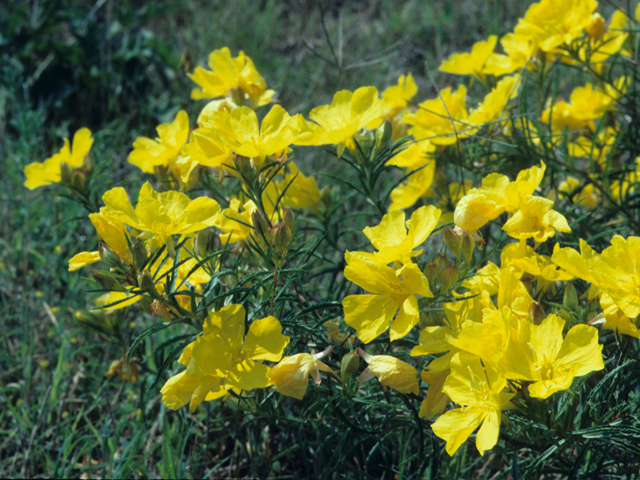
[68,251,101,271]
[69,128,94,167]
[368,355,419,394]
[343,294,400,343]
[432,407,485,456]
[226,359,271,391]
[241,316,290,362]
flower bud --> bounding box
[150,299,172,323]
[422,261,439,288]
[320,187,333,212]
[137,270,160,299]
[439,262,459,292]
[419,310,444,330]
[230,87,246,107]
[71,171,87,191]
[373,121,393,156]
[132,242,148,271]
[99,243,122,269]
[153,165,171,184]
[529,301,546,325]
[234,156,256,184]
[460,231,475,264]
[195,228,219,258]
[563,282,578,312]
[433,253,447,274]
[251,210,272,250]
[60,162,73,186]
[282,207,295,232]
[442,227,461,261]
[271,223,292,256]
[586,13,606,39]
[341,351,360,384]
[91,271,125,292]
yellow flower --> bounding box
[499,314,604,398]
[388,160,437,212]
[600,293,640,339]
[578,10,630,72]
[162,304,289,410]
[589,236,640,319]
[68,213,133,271]
[569,126,618,168]
[183,127,234,175]
[484,33,538,76]
[342,254,432,343]
[514,0,598,53]
[382,73,418,140]
[467,75,520,128]
[403,85,468,145]
[362,205,441,265]
[24,128,93,190]
[382,73,418,113]
[268,348,336,400]
[453,172,510,232]
[541,82,618,132]
[501,194,571,242]
[188,47,275,108]
[558,176,599,209]
[501,241,573,292]
[454,161,570,242]
[432,353,515,456]
[128,110,190,174]
[100,182,220,251]
[213,197,258,245]
[357,349,419,395]
[212,105,301,167]
[273,162,321,210]
[386,141,437,212]
[294,86,384,158]
[439,36,498,79]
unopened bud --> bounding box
[439,263,459,292]
[137,270,160,299]
[460,231,475,264]
[586,13,606,39]
[60,162,73,186]
[529,301,546,325]
[91,271,125,292]
[132,242,148,271]
[373,121,393,156]
[150,300,172,323]
[251,210,271,239]
[230,87,246,106]
[423,261,439,288]
[153,165,171,184]
[99,243,122,268]
[341,351,360,383]
[443,227,461,261]
[271,223,292,255]
[234,156,256,184]
[320,187,333,212]
[71,171,87,191]
[282,207,295,232]
[195,228,219,257]
[419,310,444,330]
[433,253,447,273]
[563,282,578,311]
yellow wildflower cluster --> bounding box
[28,0,640,465]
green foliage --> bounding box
[3,1,640,479]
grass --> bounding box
[2,0,639,478]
